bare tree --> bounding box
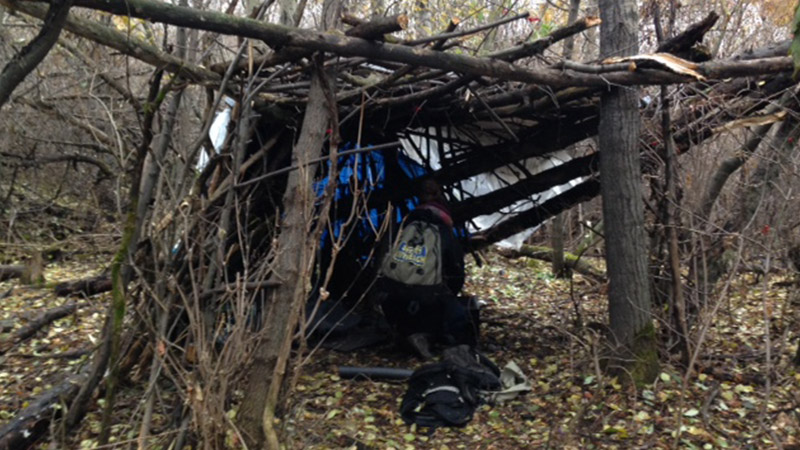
[597,0,659,383]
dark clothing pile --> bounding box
[400,345,501,428]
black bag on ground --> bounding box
[400,345,501,428]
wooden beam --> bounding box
[451,153,599,222]
[474,180,601,248]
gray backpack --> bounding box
[381,219,443,286]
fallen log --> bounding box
[0,265,23,282]
[0,302,80,355]
[6,347,91,360]
[15,302,78,342]
[494,244,606,281]
[0,365,90,450]
[54,275,111,297]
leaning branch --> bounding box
[0,0,72,109]
[20,0,794,87]
[452,153,599,223]
[210,14,409,74]
[2,0,220,83]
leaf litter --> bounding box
[1,248,799,448]
[282,252,800,449]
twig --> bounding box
[403,11,531,46]
[467,85,519,142]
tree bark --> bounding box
[598,0,658,384]
[237,60,333,450]
[0,0,72,109]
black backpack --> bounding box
[400,346,501,428]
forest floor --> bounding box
[1,241,800,449]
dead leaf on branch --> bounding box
[603,53,706,80]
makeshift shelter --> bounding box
[0,1,798,447]
[168,9,796,338]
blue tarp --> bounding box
[315,143,427,249]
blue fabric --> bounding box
[316,144,426,249]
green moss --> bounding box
[525,258,547,272]
[629,322,660,387]
[600,322,660,388]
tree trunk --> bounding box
[64,69,164,437]
[731,116,800,234]
[691,91,799,300]
[598,0,658,385]
[551,213,568,278]
[237,60,334,450]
